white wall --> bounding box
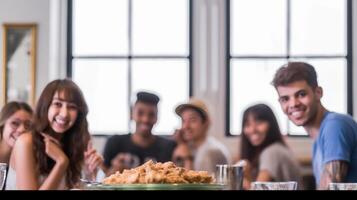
[0,0,50,106]
[48,0,67,81]
[0,0,354,161]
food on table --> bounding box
[103,160,214,184]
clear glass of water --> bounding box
[0,163,7,190]
[329,183,357,190]
[251,181,298,190]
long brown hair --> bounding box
[32,79,90,188]
[240,104,286,171]
[0,101,33,140]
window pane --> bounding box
[230,59,289,135]
[132,0,189,55]
[290,0,346,55]
[73,59,129,133]
[132,59,189,134]
[73,0,128,56]
[231,0,287,56]
[288,59,347,135]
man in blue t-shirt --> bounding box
[272,62,357,189]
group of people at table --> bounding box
[0,62,356,190]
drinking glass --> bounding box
[329,183,357,190]
[250,181,297,190]
[0,163,7,190]
[215,164,244,190]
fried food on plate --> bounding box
[103,160,214,184]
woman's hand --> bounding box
[14,133,68,190]
[85,149,104,174]
[84,141,104,180]
[41,133,68,165]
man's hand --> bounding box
[173,129,187,144]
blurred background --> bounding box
[0,0,356,189]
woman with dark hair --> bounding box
[5,79,103,190]
[0,102,33,164]
[239,104,301,190]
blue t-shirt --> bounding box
[312,112,357,185]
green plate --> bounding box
[84,183,225,190]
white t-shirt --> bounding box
[5,166,67,190]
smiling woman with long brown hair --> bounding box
[239,104,302,190]
[5,79,102,190]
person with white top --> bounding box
[174,98,231,174]
[6,79,103,190]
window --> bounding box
[68,0,191,135]
[228,0,352,135]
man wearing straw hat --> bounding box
[174,98,231,174]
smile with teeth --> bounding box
[251,134,260,140]
[140,124,150,129]
[54,117,69,126]
[183,131,191,136]
[289,110,305,118]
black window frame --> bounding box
[67,0,193,136]
[226,0,353,137]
